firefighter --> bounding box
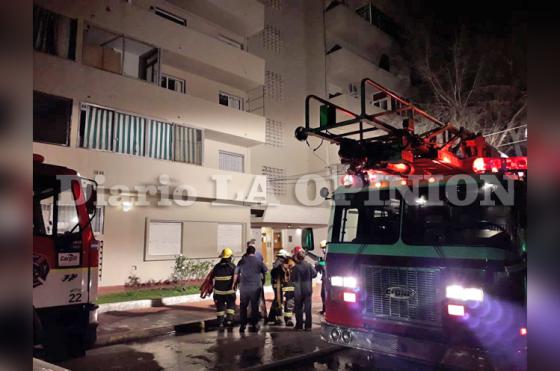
[267,249,290,325]
[315,240,327,315]
[282,252,296,326]
[212,248,237,329]
[292,246,317,331]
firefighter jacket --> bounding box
[212,259,236,295]
[271,256,286,286]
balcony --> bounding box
[168,0,265,37]
[33,142,266,203]
[35,0,265,91]
[34,52,265,146]
[326,3,393,63]
[327,47,409,96]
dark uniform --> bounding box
[282,260,295,326]
[235,255,268,330]
[315,258,326,313]
[267,255,286,324]
[292,259,317,330]
[212,259,236,327]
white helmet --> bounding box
[276,249,290,258]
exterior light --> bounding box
[416,196,427,205]
[343,277,357,288]
[428,177,436,183]
[331,276,357,288]
[446,285,484,302]
[343,292,356,303]
[341,175,354,187]
[448,304,465,317]
[520,327,527,336]
[122,200,133,212]
[331,276,343,287]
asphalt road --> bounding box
[57,325,432,371]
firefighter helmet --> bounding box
[277,249,290,258]
[219,248,233,259]
[292,246,305,259]
[320,240,327,249]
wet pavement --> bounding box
[59,318,332,370]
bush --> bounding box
[171,254,214,282]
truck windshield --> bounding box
[332,190,401,244]
[33,176,80,236]
[402,186,516,249]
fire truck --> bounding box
[33,154,99,360]
[295,79,527,369]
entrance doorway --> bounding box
[273,231,282,257]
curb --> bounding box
[98,286,275,313]
[94,317,220,347]
[241,344,344,371]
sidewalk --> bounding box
[96,289,323,347]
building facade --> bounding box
[33,0,409,288]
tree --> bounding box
[408,26,526,154]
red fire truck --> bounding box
[296,79,527,369]
[33,154,99,360]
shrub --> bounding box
[171,254,214,282]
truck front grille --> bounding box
[363,266,442,326]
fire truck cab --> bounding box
[33,154,99,360]
[296,79,527,369]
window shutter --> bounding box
[146,120,173,160]
[81,105,114,151]
[175,125,202,165]
[219,151,244,173]
[114,112,145,156]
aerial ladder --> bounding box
[295,78,525,180]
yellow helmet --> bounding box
[220,248,233,259]
[320,240,327,248]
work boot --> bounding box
[239,325,246,333]
[285,320,294,327]
[226,320,234,329]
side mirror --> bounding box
[85,183,97,215]
[319,187,330,199]
[302,228,314,251]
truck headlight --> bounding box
[331,276,357,288]
[446,285,484,302]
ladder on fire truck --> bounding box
[295,78,527,178]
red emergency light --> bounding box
[472,156,528,174]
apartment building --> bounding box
[32,0,410,287]
[246,0,410,259]
[33,0,267,287]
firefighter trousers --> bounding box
[214,293,236,325]
[282,286,295,324]
[267,283,283,323]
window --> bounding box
[219,151,244,173]
[33,91,72,146]
[79,103,203,165]
[402,186,516,249]
[82,24,159,83]
[219,92,244,111]
[217,35,243,50]
[332,191,401,244]
[146,221,182,261]
[153,7,186,27]
[33,5,77,60]
[379,54,390,72]
[371,91,389,110]
[160,74,186,93]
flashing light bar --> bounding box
[473,156,527,174]
[331,276,357,288]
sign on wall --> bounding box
[217,223,243,254]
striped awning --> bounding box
[81,105,114,151]
[175,125,202,165]
[146,120,173,161]
[114,112,146,156]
